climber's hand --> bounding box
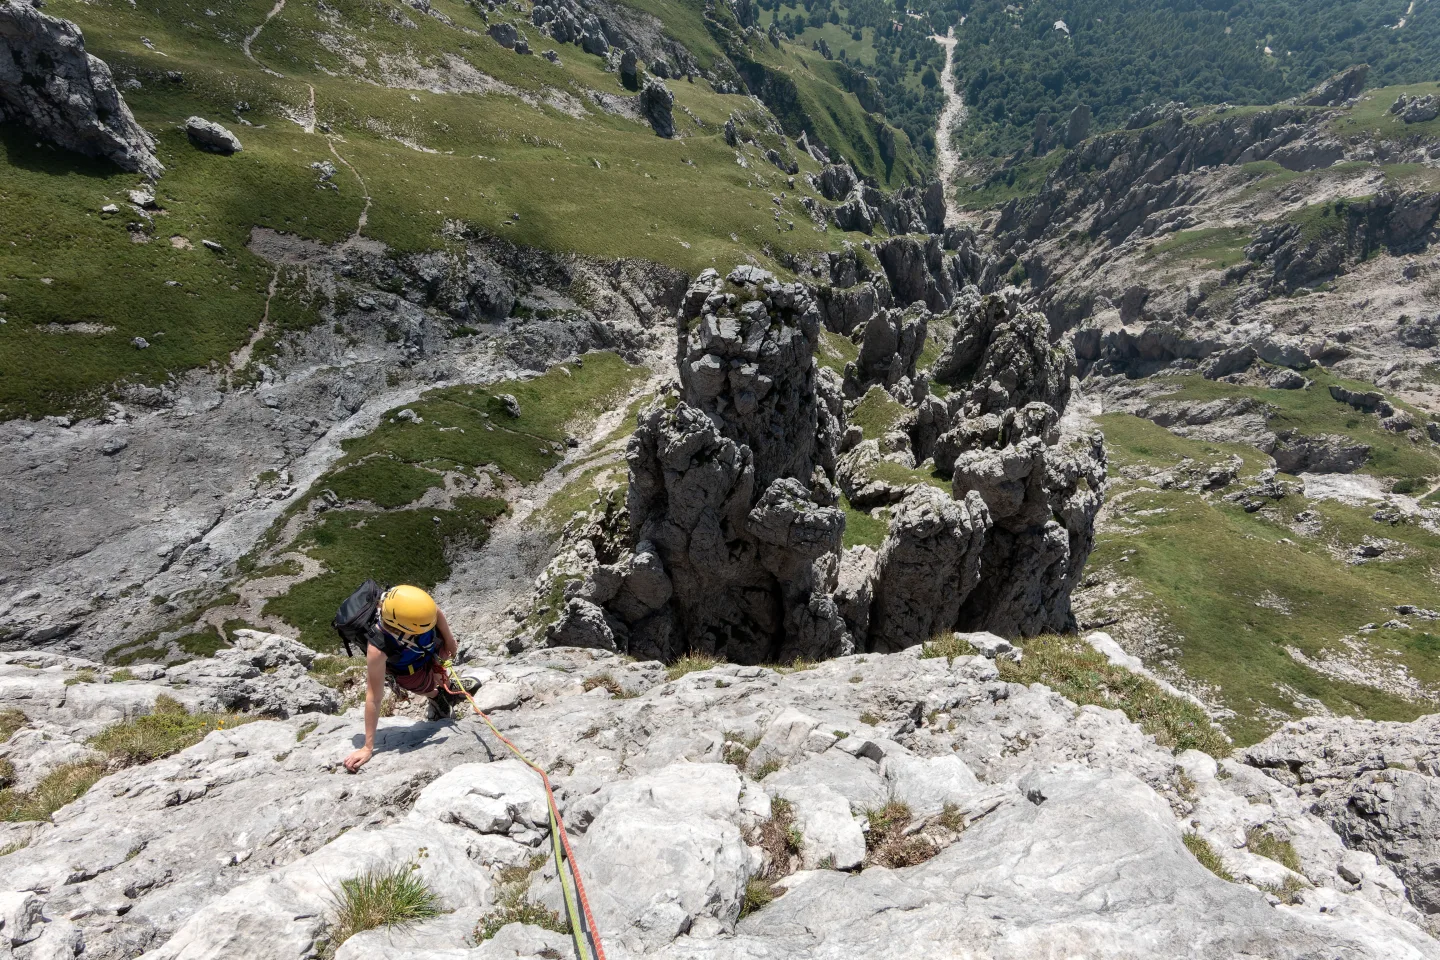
[343,745,373,773]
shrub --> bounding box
[88,695,256,765]
[328,864,441,950]
[0,709,25,744]
[998,634,1230,757]
[666,654,723,681]
[1,760,107,822]
[474,856,566,942]
[1182,832,1234,882]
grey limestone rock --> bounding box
[487,21,518,48]
[1244,714,1440,920]
[844,302,928,399]
[185,116,242,154]
[868,486,990,651]
[0,0,162,177]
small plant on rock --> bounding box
[863,800,936,869]
[741,797,804,917]
[89,694,256,765]
[474,856,567,942]
[0,709,25,744]
[1182,832,1234,882]
[666,653,722,681]
[1245,826,1302,872]
[326,863,441,952]
[919,633,970,663]
[582,673,626,697]
[1,760,108,823]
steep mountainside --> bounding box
[8,0,1440,958]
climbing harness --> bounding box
[441,662,607,960]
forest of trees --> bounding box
[954,0,1440,159]
[755,0,961,160]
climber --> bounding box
[342,584,470,773]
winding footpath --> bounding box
[930,25,967,227]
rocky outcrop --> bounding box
[0,633,338,793]
[542,272,1099,658]
[1392,94,1440,125]
[3,646,1438,959]
[843,301,928,399]
[638,77,674,137]
[1243,714,1440,922]
[554,267,847,663]
[1244,190,1440,293]
[1303,65,1370,106]
[996,107,1332,246]
[0,0,161,177]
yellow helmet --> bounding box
[380,585,437,636]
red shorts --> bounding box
[390,660,445,697]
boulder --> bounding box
[185,116,242,154]
[0,1,162,177]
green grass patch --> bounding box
[1246,826,1302,873]
[339,353,648,484]
[841,495,889,548]
[88,693,257,765]
[865,460,951,493]
[851,386,907,441]
[919,633,970,663]
[1183,832,1234,882]
[1,760,108,823]
[323,458,444,509]
[956,151,1065,211]
[667,653,724,681]
[816,329,859,377]
[1092,415,1440,743]
[997,634,1231,757]
[1147,226,1251,271]
[173,626,229,659]
[0,709,25,744]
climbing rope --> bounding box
[441,662,607,960]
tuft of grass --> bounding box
[858,710,882,726]
[1183,832,1234,882]
[937,802,966,834]
[474,855,566,942]
[296,719,320,743]
[0,838,28,857]
[863,800,935,868]
[110,668,136,683]
[328,864,442,951]
[1,760,108,823]
[88,694,256,766]
[0,758,13,789]
[722,731,763,769]
[998,634,1230,757]
[666,653,723,681]
[742,795,801,916]
[582,673,628,698]
[1245,826,1302,873]
[0,709,25,744]
[752,758,783,780]
[919,633,970,663]
[1259,874,1310,904]
[63,669,97,687]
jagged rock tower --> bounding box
[543,269,1105,663]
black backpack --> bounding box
[333,580,385,658]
